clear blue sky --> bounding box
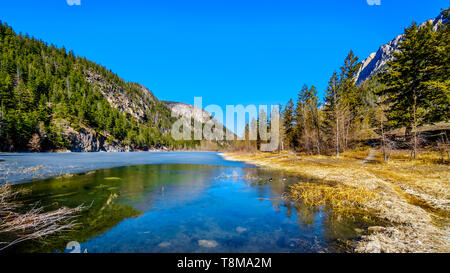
[0,0,448,109]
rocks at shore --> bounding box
[63,125,173,152]
[66,127,132,152]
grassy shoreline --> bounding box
[221,149,449,253]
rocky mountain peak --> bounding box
[356,11,448,85]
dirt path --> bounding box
[360,149,375,164]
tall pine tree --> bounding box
[323,71,341,157]
[380,14,450,158]
[282,99,295,150]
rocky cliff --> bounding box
[65,125,132,152]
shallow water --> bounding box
[1,152,372,253]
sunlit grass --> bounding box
[287,182,378,213]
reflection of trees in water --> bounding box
[243,167,375,252]
[285,196,378,252]
[292,203,318,226]
[242,168,319,227]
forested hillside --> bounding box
[0,22,194,151]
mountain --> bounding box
[164,101,236,140]
[164,101,215,124]
[0,21,195,152]
[356,11,449,85]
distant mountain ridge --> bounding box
[164,101,236,139]
[164,101,215,124]
[356,11,449,84]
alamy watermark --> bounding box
[170,97,280,152]
[66,0,81,6]
[66,241,87,253]
[367,0,381,5]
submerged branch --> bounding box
[0,184,83,251]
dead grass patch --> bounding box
[287,182,377,214]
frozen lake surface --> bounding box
[0,152,252,184]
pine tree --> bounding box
[250,117,258,151]
[422,8,450,124]
[282,99,295,150]
[339,50,361,109]
[323,71,341,157]
[307,85,321,154]
[259,108,269,146]
[338,50,361,150]
[244,123,250,150]
[294,84,309,150]
[294,85,321,154]
[380,16,449,159]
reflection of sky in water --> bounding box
[4,153,366,253]
[78,167,327,253]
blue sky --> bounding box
[0,0,448,109]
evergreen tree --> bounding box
[294,84,308,150]
[294,85,321,154]
[338,50,362,150]
[308,85,322,154]
[323,71,341,157]
[380,14,450,158]
[422,8,450,123]
[282,99,295,150]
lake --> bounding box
[0,152,373,253]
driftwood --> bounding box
[0,184,83,251]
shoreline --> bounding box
[221,150,450,253]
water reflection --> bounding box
[6,164,376,253]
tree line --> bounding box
[279,9,449,159]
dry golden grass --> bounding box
[222,149,450,253]
[288,182,378,213]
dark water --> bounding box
[1,152,373,253]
